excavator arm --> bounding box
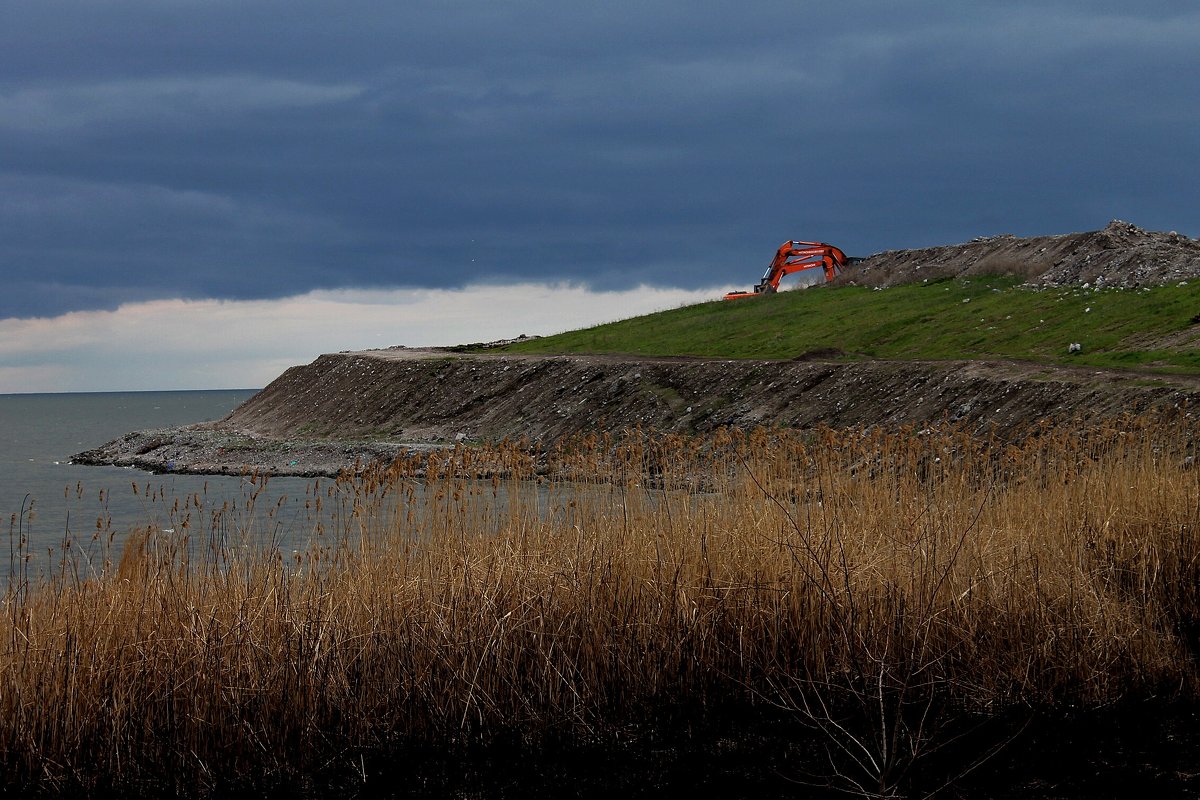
[724,240,857,299]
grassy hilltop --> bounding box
[500,276,1200,373]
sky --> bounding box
[2,1,1198,392]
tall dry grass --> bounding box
[1,414,1198,795]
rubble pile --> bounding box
[846,220,1200,289]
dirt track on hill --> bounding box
[73,220,1200,477]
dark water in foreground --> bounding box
[0,390,323,562]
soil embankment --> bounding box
[74,348,1200,476]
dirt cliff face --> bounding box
[228,350,1200,445]
[74,349,1200,477]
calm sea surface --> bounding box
[0,390,325,562]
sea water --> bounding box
[0,390,327,569]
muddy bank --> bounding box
[74,349,1200,477]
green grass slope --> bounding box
[499,277,1200,373]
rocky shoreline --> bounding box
[70,425,432,478]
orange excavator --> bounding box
[724,240,860,299]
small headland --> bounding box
[74,221,1200,478]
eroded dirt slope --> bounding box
[75,349,1200,476]
[233,351,1200,442]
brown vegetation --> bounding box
[6,414,1200,796]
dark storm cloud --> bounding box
[2,1,1198,318]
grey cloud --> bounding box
[1,175,363,316]
[1,1,1198,319]
[0,77,364,132]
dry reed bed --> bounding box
[2,415,1199,793]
